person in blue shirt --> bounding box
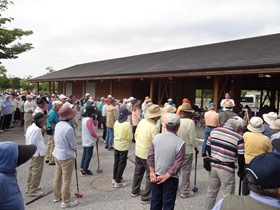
[164,98,176,108]
[1,95,12,131]
[0,141,36,210]
[271,138,280,154]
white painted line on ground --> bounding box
[196,138,204,142]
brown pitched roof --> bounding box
[31,33,280,82]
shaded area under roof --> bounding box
[32,33,280,81]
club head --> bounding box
[192,187,198,192]
[75,191,83,198]
[96,168,103,173]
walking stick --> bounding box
[26,190,53,205]
[238,177,242,195]
[96,140,103,173]
[74,159,84,198]
[192,151,198,192]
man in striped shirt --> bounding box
[204,118,245,210]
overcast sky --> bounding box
[2,0,280,78]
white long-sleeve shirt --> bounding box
[53,121,77,160]
[26,123,46,156]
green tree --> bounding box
[46,66,55,74]
[9,76,20,89]
[20,75,35,92]
[241,90,248,97]
[40,67,57,93]
[0,64,7,76]
[0,0,33,61]
[0,65,9,90]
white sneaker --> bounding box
[53,198,62,203]
[114,182,127,188]
[60,200,78,209]
[112,179,115,185]
[180,191,194,198]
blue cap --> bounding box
[167,98,173,102]
[118,108,132,123]
[246,152,280,189]
[209,102,215,108]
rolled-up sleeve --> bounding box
[147,143,155,168]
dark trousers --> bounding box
[20,112,24,127]
[102,116,107,140]
[113,149,128,182]
[1,114,12,130]
[132,125,137,142]
[150,177,178,210]
[80,146,94,172]
[131,155,151,201]
[97,111,102,129]
[242,164,250,195]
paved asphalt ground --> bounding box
[0,121,241,210]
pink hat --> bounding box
[59,106,77,121]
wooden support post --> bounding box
[157,79,161,105]
[231,77,242,113]
[270,78,276,109]
[150,79,154,103]
[48,82,51,94]
[277,90,280,114]
[63,81,66,94]
[82,81,85,96]
[213,77,219,111]
[169,78,173,99]
[201,89,204,109]
[52,82,55,94]
[37,82,40,94]
[260,90,264,108]
[110,80,113,95]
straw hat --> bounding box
[164,104,176,113]
[128,96,136,102]
[144,96,151,102]
[263,112,278,125]
[180,103,194,113]
[247,117,264,133]
[222,101,234,108]
[59,94,67,100]
[269,119,280,130]
[144,104,166,119]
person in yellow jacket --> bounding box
[105,98,118,150]
[112,107,133,188]
[131,104,165,204]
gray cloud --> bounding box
[2,0,280,77]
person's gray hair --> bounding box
[166,123,180,132]
[52,101,63,107]
[247,173,277,198]
[225,118,240,130]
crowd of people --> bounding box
[0,90,280,209]
[203,92,280,210]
